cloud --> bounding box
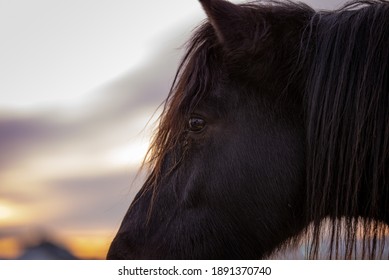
[44,170,143,230]
[0,114,55,167]
[0,26,187,172]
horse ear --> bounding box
[199,0,246,47]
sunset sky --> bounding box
[0,0,347,259]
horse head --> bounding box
[108,0,389,259]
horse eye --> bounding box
[188,117,206,132]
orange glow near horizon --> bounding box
[63,235,112,260]
[0,237,21,259]
[0,232,113,260]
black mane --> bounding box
[304,0,389,258]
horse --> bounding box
[107,0,389,259]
